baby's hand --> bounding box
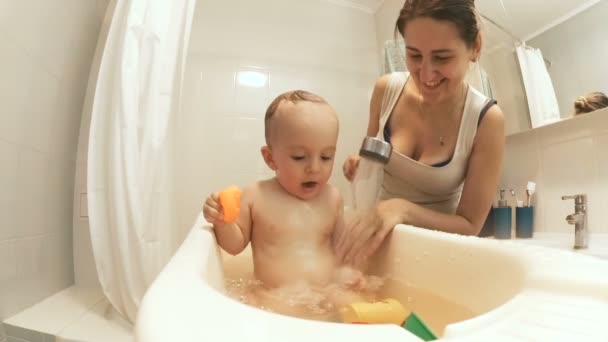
[202,192,225,225]
[203,186,242,226]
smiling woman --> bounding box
[336,0,505,264]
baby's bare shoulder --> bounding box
[320,184,343,210]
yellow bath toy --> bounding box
[219,186,241,223]
[341,298,437,341]
[341,298,409,325]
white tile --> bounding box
[593,133,608,233]
[20,68,60,153]
[235,66,270,118]
[231,118,265,173]
[50,77,86,166]
[0,33,34,144]
[195,58,236,115]
[42,231,74,291]
[73,220,100,289]
[14,237,45,279]
[0,140,19,201]
[58,298,133,342]
[4,287,104,336]
[539,137,601,233]
[0,141,19,240]
[15,149,50,237]
[0,241,17,283]
[268,67,302,99]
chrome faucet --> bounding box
[561,194,588,249]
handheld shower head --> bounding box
[359,137,392,164]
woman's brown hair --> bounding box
[574,92,608,115]
[395,0,480,48]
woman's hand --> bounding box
[342,154,361,182]
[334,198,409,265]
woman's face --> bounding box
[404,17,479,105]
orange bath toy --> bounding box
[219,186,241,223]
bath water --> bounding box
[350,158,384,210]
[221,251,475,337]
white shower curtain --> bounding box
[516,45,561,128]
[87,0,196,322]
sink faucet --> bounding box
[561,194,588,249]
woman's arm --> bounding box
[366,74,390,137]
[337,105,505,264]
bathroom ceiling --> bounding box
[476,0,601,41]
[326,0,599,43]
[323,0,385,13]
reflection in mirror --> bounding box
[476,0,608,135]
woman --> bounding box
[573,92,608,116]
[334,0,505,265]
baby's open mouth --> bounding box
[302,181,318,189]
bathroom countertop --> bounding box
[502,232,608,260]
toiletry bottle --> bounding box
[493,189,512,239]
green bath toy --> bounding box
[402,312,437,341]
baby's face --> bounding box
[267,101,339,200]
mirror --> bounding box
[476,0,608,135]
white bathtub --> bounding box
[135,214,608,341]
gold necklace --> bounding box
[420,84,468,147]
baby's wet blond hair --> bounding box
[264,90,329,144]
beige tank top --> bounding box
[377,72,491,214]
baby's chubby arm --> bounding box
[202,185,254,255]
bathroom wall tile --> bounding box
[194,57,236,115]
[0,241,17,284]
[14,237,45,280]
[42,232,75,291]
[268,67,302,100]
[0,33,33,144]
[73,220,99,289]
[231,118,266,174]
[21,70,60,154]
[49,74,87,167]
[593,133,608,232]
[0,0,68,77]
[235,66,270,118]
[1,0,106,323]
[502,125,541,192]
[0,141,19,240]
[539,136,600,233]
[15,149,51,238]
